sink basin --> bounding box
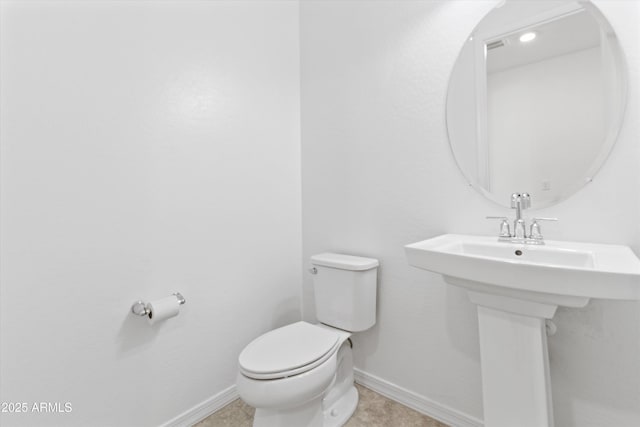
[405,234,640,305]
[405,234,640,427]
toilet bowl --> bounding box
[236,253,378,427]
[237,322,355,427]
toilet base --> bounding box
[253,397,325,427]
[323,385,358,427]
[252,384,358,427]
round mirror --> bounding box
[446,1,627,208]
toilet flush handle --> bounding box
[308,267,317,275]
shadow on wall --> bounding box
[550,300,640,425]
[116,311,163,355]
[445,280,480,358]
[351,323,381,372]
[270,296,302,330]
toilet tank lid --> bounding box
[311,253,379,271]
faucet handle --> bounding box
[510,193,521,208]
[531,217,558,222]
[510,192,531,209]
[529,217,558,242]
[486,216,511,238]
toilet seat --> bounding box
[239,322,343,380]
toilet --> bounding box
[236,253,379,427]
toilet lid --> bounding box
[239,322,341,380]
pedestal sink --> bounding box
[405,234,640,427]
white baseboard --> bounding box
[160,371,481,427]
[354,369,483,427]
[160,384,239,427]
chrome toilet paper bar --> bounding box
[131,292,186,317]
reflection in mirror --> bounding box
[446,1,626,208]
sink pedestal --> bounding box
[473,298,555,427]
[447,278,589,427]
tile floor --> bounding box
[194,384,449,427]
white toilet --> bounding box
[236,253,379,427]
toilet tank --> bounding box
[310,253,379,332]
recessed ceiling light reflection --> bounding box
[519,32,537,43]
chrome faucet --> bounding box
[487,193,557,245]
[511,193,530,239]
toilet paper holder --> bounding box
[131,293,186,317]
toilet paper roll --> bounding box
[147,295,181,325]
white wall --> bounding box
[0,1,301,426]
[300,1,640,426]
